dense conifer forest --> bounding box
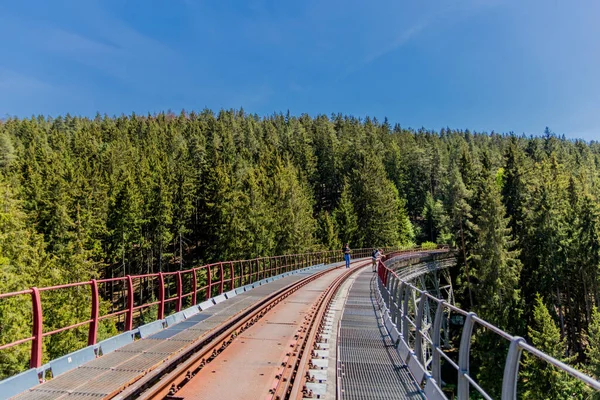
[1,110,600,396]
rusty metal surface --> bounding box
[10,263,339,400]
[172,267,348,400]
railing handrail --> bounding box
[376,252,600,399]
[0,246,398,375]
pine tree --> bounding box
[316,211,340,250]
[422,192,449,243]
[333,179,359,246]
[0,178,51,377]
[271,159,316,254]
[471,169,522,328]
[446,166,474,308]
[351,154,413,247]
[501,137,528,243]
[586,306,600,385]
[522,294,586,399]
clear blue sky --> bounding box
[1,0,599,140]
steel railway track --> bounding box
[113,259,368,400]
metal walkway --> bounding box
[338,269,424,400]
[9,264,335,400]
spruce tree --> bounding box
[333,179,358,246]
[471,170,522,328]
[586,306,600,385]
[316,211,340,250]
[522,294,586,399]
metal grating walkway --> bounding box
[338,270,424,400]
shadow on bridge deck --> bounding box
[6,263,336,400]
[338,269,425,400]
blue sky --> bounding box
[1,0,599,140]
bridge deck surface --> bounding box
[338,269,424,400]
[11,263,339,400]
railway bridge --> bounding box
[1,247,599,399]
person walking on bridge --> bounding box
[343,243,351,268]
[371,248,382,272]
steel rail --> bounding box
[289,261,369,400]
[266,260,370,400]
[112,259,366,400]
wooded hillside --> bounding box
[1,110,600,396]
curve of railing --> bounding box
[0,247,396,376]
[376,254,600,399]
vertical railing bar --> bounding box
[457,312,477,400]
[88,280,99,346]
[205,265,212,300]
[125,276,134,331]
[30,287,43,369]
[402,283,410,343]
[432,298,444,384]
[176,271,183,312]
[191,269,197,306]
[219,262,224,294]
[158,273,165,319]
[415,291,428,364]
[501,337,525,400]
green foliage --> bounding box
[419,241,437,250]
[471,169,522,329]
[1,112,600,398]
[333,179,358,246]
[422,192,449,243]
[522,294,587,399]
[586,307,600,382]
[316,211,340,250]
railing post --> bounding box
[390,278,401,325]
[30,287,43,369]
[219,262,224,294]
[191,269,197,306]
[501,337,525,400]
[230,262,235,290]
[206,265,212,300]
[432,298,444,384]
[88,280,99,346]
[176,271,183,312]
[158,272,165,319]
[458,312,477,400]
[402,284,410,342]
[126,276,134,331]
[415,291,428,364]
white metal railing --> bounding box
[376,253,600,399]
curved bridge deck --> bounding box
[9,263,336,400]
[4,250,454,400]
[338,269,424,400]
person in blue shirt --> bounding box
[342,243,351,268]
[372,248,382,272]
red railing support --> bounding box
[30,287,43,369]
[158,273,165,320]
[219,263,224,294]
[191,269,197,306]
[125,276,134,331]
[206,265,212,300]
[176,271,183,312]
[229,262,234,290]
[88,279,99,346]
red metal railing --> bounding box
[0,247,392,371]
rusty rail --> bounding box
[0,248,393,371]
[113,259,367,399]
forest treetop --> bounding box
[2,110,600,397]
